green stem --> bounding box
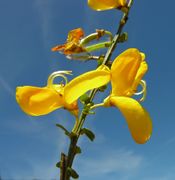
[102,1,133,65]
[71,117,79,134]
[80,30,113,46]
[85,41,111,52]
[90,103,105,110]
[75,0,134,135]
[60,1,134,179]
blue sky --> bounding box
[1,0,175,179]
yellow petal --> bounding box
[132,53,148,92]
[64,65,110,104]
[88,0,126,11]
[16,85,64,116]
[132,62,148,93]
[111,48,142,96]
[110,96,152,144]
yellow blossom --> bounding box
[16,48,152,144]
[88,0,127,11]
[104,48,152,144]
[65,48,151,144]
[16,67,110,116]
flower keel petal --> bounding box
[110,96,152,144]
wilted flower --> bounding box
[52,28,86,55]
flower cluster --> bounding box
[16,1,153,178]
[16,6,152,178]
[16,47,152,143]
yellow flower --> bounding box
[16,68,110,116]
[16,48,152,144]
[104,48,152,144]
[51,28,86,55]
[16,71,76,116]
[88,0,127,11]
[65,48,151,144]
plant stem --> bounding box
[80,30,113,46]
[90,103,105,110]
[60,153,67,180]
[59,1,134,179]
[85,41,111,52]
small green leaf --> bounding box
[118,32,128,43]
[97,55,105,66]
[88,111,95,115]
[67,167,79,179]
[80,93,90,104]
[56,124,70,137]
[75,146,82,154]
[56,161,61,168]
[81,128,95,141]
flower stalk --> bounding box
[15,0,152,179]
[60,0,134,179]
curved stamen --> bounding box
[80,30,113,46]
[134,80,147,102]
[66,53,100,61]
[47,70,72,87]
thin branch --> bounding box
[60,153,67,180]
[60,1,134,179]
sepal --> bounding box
[66,167,79,179]
[56,123,70,137]
[117,32,128,43]
[75,146,82,154]
[80,93,90,104]
[80,128,95,141]
[56,161,61,168]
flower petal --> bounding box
[110,96,152,144]
[111,48,142,96]
[132,53,148,92]
[16,86,64,116]
[88,0,126,11]
[64,65,111,104]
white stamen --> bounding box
[47,70,72,87]
[134,80,147,102]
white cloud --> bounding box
[2,126,66,179]
[142,172,175,180]
[1,112,73,179]
[76,148,143,178]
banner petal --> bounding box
[64,66,110,104]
